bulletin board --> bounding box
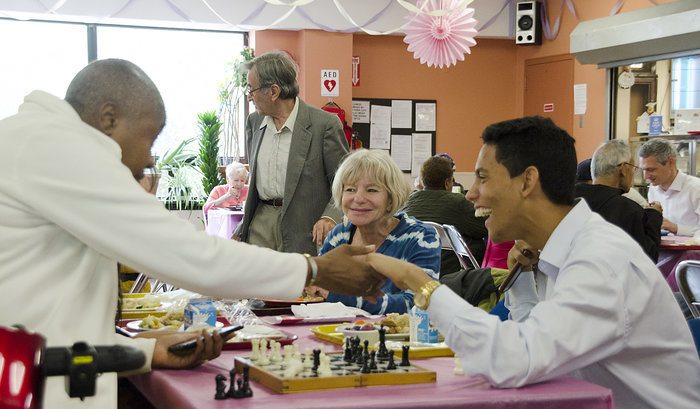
[351,98,437,176]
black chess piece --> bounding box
[312,349,321,371]
[377,326,389,360]
[226,368,239,398]
[370,351,377,370]
[360,354,371,373]
[386,349,397,370]
[214,374,227,400]
[400,345,411,366]
[240,365,253,398]
[344,337,353,362]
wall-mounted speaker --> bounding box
[515,1,542,45]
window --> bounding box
[672,56,700,112]
[0,18,246,163]
[0,19,86,119]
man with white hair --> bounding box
[575,139,662,261]
[639,137,700,236]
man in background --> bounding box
[402,156,487,276]
[575,140,661,261]
[639,137,700,235]
[234,50,349,253]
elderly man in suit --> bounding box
[234,51,349,254]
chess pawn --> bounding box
[387,350,397,370]
[318,354,332,376]
[258,341,270,365]
[303,348,313,368]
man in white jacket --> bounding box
[0,59,381,408]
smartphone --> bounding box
[167,325,243,354]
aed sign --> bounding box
[543,103,554,112]
[321,69,339,97]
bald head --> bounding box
[65,59,166,180]
[65,58,164,126]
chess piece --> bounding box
[387,350,397,370]
[303,348,313,368]
[370,351,378,370]
[258,339,270,365]
[344,337,353,362]
[250,338,260,361]
[400,345,411,366]
[318,354,332,376]
[360,354,371,373]
[312,349,321,371]
[454,356,464,375]
[226,368,238,398]
[239,364,254,398]
[214,374,227,400]
[377,326,389,360]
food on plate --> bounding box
[123,296,161,310]
[296,295,324,302]
[379,313,410,334]
[139,309,184,330]
[349,323,375,331]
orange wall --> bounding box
[251,30,353,117]
[352,35,517,172]
[251,0,675,170]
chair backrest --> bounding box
[443,224,481,269]
[422,221,452,250]
[676,260,700,319]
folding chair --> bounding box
[443,224,481,270]
[422,221,452,251]
[675,260,700,318]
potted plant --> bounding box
[218,47,255,164]
[197,111,225,197]
[157,138,201,210]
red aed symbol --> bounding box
[543,103,554,112]
[324,79,337,93]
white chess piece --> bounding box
[258,339,270,365]
[303,348,313,368]
[453,356,464,375]
[318,354,332,376]
[283,345,293,366]
[250,339,260,361]
[283,358,304,378]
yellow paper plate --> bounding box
[311,324,454,358]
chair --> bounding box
[688,318,700,358]
[422,221,452,251]
[443,224,481,270]
[675,260,700,318]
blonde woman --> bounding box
[306,149,440,314]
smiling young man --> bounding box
[639,137,700,235]
[368,116,700,409]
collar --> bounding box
[260,97,300,133]
[666,170,684,193]
[537,199,591,279]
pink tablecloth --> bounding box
[204,209,244,239]
[129,323,614,409]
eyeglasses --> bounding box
[617,162,641,171]
[245,85,267,96]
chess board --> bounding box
[234,352,436,394]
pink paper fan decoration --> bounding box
[403,0,478,68]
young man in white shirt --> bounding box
[368,116,700,409]
[639,137,700,236]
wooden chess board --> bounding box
[234,352,436,394]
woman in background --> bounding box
[306,149,440,314]
[203,162,249,216]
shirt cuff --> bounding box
[428,285,476,331]
[116,337,156,376]
[676,223,698,237]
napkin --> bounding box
[291,302,373,319]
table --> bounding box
[204,208,244,239]
[657,236,700,291]
[128,323,614,409]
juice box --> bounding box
[184,297,217,330]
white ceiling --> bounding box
[0,0,514,38]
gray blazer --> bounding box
[234,99,348,254]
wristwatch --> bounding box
[413,280,441,310]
